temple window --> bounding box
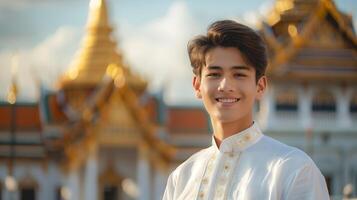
[100,166,123,200]
[104,184,120,200]
[349,91,357,114]
[19,177,38,200]
[312,90,336,112]
[275,89,298,112]
[20,187,36,200]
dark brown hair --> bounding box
[188,20,267,81]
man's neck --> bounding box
[212,118,253,148]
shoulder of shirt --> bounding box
[169,146,213,180]
[258,135,316,168]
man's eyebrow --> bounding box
[231,65,250,70]
[206,66,222,70]
[206,65,250,70]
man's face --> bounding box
[193,47,266,124]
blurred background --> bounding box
[0,0,356,199]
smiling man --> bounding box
[162,20,329,200]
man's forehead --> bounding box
[203,65,254,71]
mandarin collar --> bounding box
[211,122,263,153]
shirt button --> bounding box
[202,178,208,184]
[244,135,251,141]
[199,192,204,198]
[212,154,216,159]
[224,165,230,171]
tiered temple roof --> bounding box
[52,0,176,170]
[261,0,357,82]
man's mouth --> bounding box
[215,98,240,103]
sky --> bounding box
[0,0,356,105]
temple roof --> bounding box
[58,0,146,92]
[47,0,175,170]
[53,64,177,171]
[261,0,357,82]
[0,102,46,160]
[167,107,209,134]
[0,102,42,131]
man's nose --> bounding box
[218,77,234,92]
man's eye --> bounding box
[206,73,220,77]
[234,73,246,77]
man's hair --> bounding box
[187,20,267,81]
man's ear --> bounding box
[256,75,267,100]
[193,76,202,99]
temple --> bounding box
[0,0,356,199]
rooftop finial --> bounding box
[89,0,102,9]
[87,0,109,28]
[7,52,19,104]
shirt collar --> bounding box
[211,122,263,153]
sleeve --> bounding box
[162,172,176,200]
[283,163,330,200]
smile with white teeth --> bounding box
[216,98,239,103]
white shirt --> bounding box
[163,123,329,200]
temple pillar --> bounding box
[154,167,168,200]
[137,142,151,200]
[299,85,312,129]
[337,88,352,127]
[84,143,98,200]
[66,169,80,200]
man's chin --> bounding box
[214,115,241,124]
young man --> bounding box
[163,20,329,200]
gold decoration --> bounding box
[7,53,19,104]
[288,24,297,38]
[7,82,17,105]
[275,0,294,13]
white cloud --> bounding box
[0,1,204,105]
[238,0,274,28]
[119,1,204,105]
[0,26,81,102]
[0,0,75,10]
[0,0,280,105]
[0,1,205,105]
[29,26,80,83]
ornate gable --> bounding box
[95,89,141,146]
[261,0,357,82]
[307,17,350,49]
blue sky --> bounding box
[0,0,356,104]
[0,0,276,50]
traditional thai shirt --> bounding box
[163,123,329,200]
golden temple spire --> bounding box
[59,0,147,104]
[59,0,120,88]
